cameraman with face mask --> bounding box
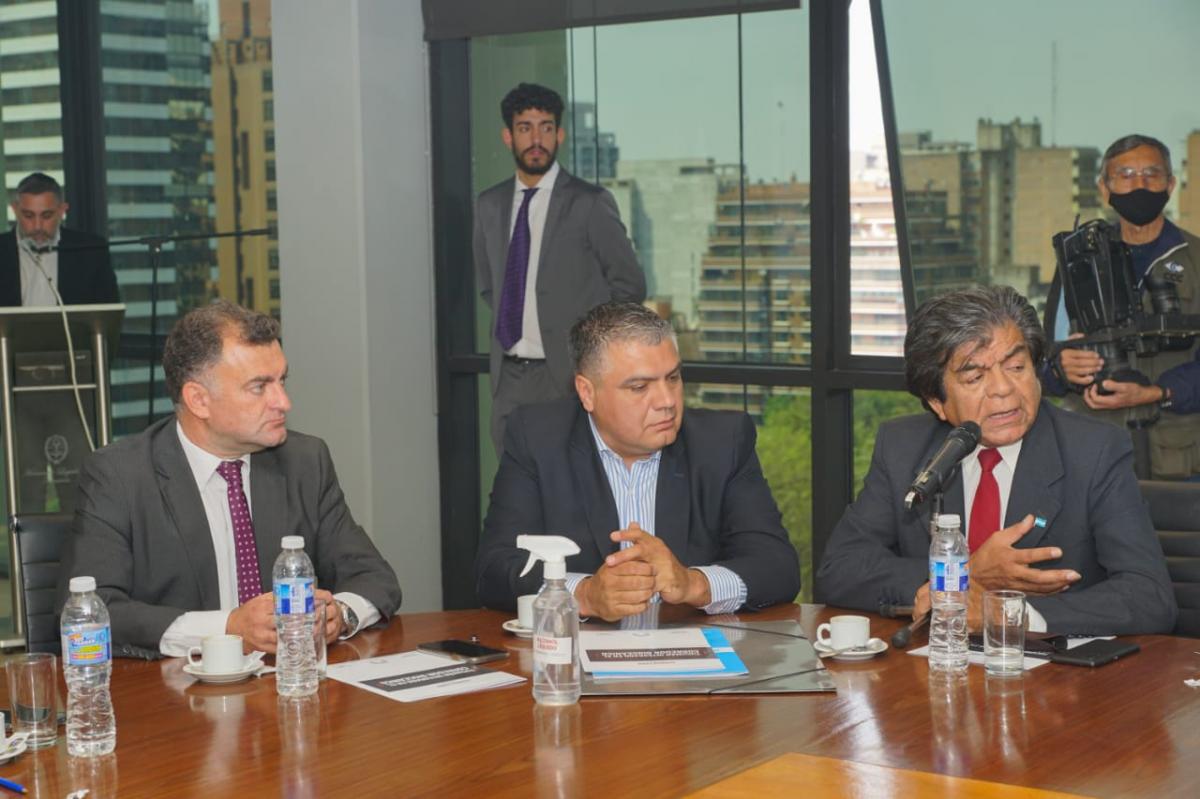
[1046,134,1200,480]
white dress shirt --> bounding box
[158,423,380,656]
[17,231,60,307]
[960,440,1048,632]
[565,416,748,620]
[505,160,560,359]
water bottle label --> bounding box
[62,626,111,666]
[930,558,969,592]
[274,578,315,615]
[533,635,572,665]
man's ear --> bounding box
[926,396,948,423]
[180,380,211,420]
[575,373,596,413]
[502,126,513,149]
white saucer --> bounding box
[183,659,264,684]
[502,619,533,639]
[0,733,29,765]
[813,638,888,662]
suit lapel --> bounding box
[534,169,572,289]
[1005,404,1063,549]
[568,410,619,559]
[654,434,690,558]
[0,234,22,307]
[152,422,221,609]
[490,184,516,302]
[249,448,288,589]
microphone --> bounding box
[903,421,981,510]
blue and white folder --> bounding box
[580,626,748,679]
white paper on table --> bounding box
[325,651,525,702]
[908,636,1113,671]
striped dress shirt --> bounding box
[564,416,748,618]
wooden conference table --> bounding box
[2,604,1198,797]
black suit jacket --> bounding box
[816,401,1177,635]
[474,397,800,611]
[57,417,403,656]
[0,228,119,306]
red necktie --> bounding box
[969,448,1002,553]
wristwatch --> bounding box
[334,599,359,636]
[1159,385,1174,411]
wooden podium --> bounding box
[0,303,124,645]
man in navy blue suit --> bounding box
[475,301,799,621]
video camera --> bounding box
[1052,217,1199,426]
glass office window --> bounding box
[880,0,1200,316]
[853,390,923,492]
[104,0,283,437]
[848,0,904,357]
[469,9,812,545]
[755,388,813,602]
[468,10,811,376]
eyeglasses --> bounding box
[1108,166,1170,185]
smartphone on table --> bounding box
[417,639,508,665]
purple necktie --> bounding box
[216,460,263,604]
[496,187,538,351]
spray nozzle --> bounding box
[517,534,581,581]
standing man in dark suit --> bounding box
[474,83,645,456]
[817,286,1175,635]
[0,172,118,306]
[475,302,799,620]
[58,300,402,657]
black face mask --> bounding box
[1109,188,1169,226]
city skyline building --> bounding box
[1180,129,1200,234]
[211,0,279,317]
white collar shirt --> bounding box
[17,230,60,307]
[505,160,560,359]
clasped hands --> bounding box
[913,514,1081,632]
[575,522,712,621]
[225,588,345,653]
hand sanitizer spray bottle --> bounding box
[518,535,582,705]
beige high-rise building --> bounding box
[212,0,279,316]
[1011,146,1100,285]
[1180,130,1200,234]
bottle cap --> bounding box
[516,534,581,581]
[937,513,961,527]
[282,535,305,550]
[69,576,96,593]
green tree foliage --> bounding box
[756,389,924,603]
[756,391,813,601]
[852,390,924,492]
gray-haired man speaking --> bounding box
[819,285,1175,635]
[474,301,799,620]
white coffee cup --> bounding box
[188,634,245,673]
[517,594,537,630]
[816,615,870,651]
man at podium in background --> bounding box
[0,172,118,307]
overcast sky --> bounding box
[558,0,1200,183]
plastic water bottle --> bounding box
[517,535,582,705]
[273,536,318,697]
[61,576,116,757]
[928,513,969,673]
